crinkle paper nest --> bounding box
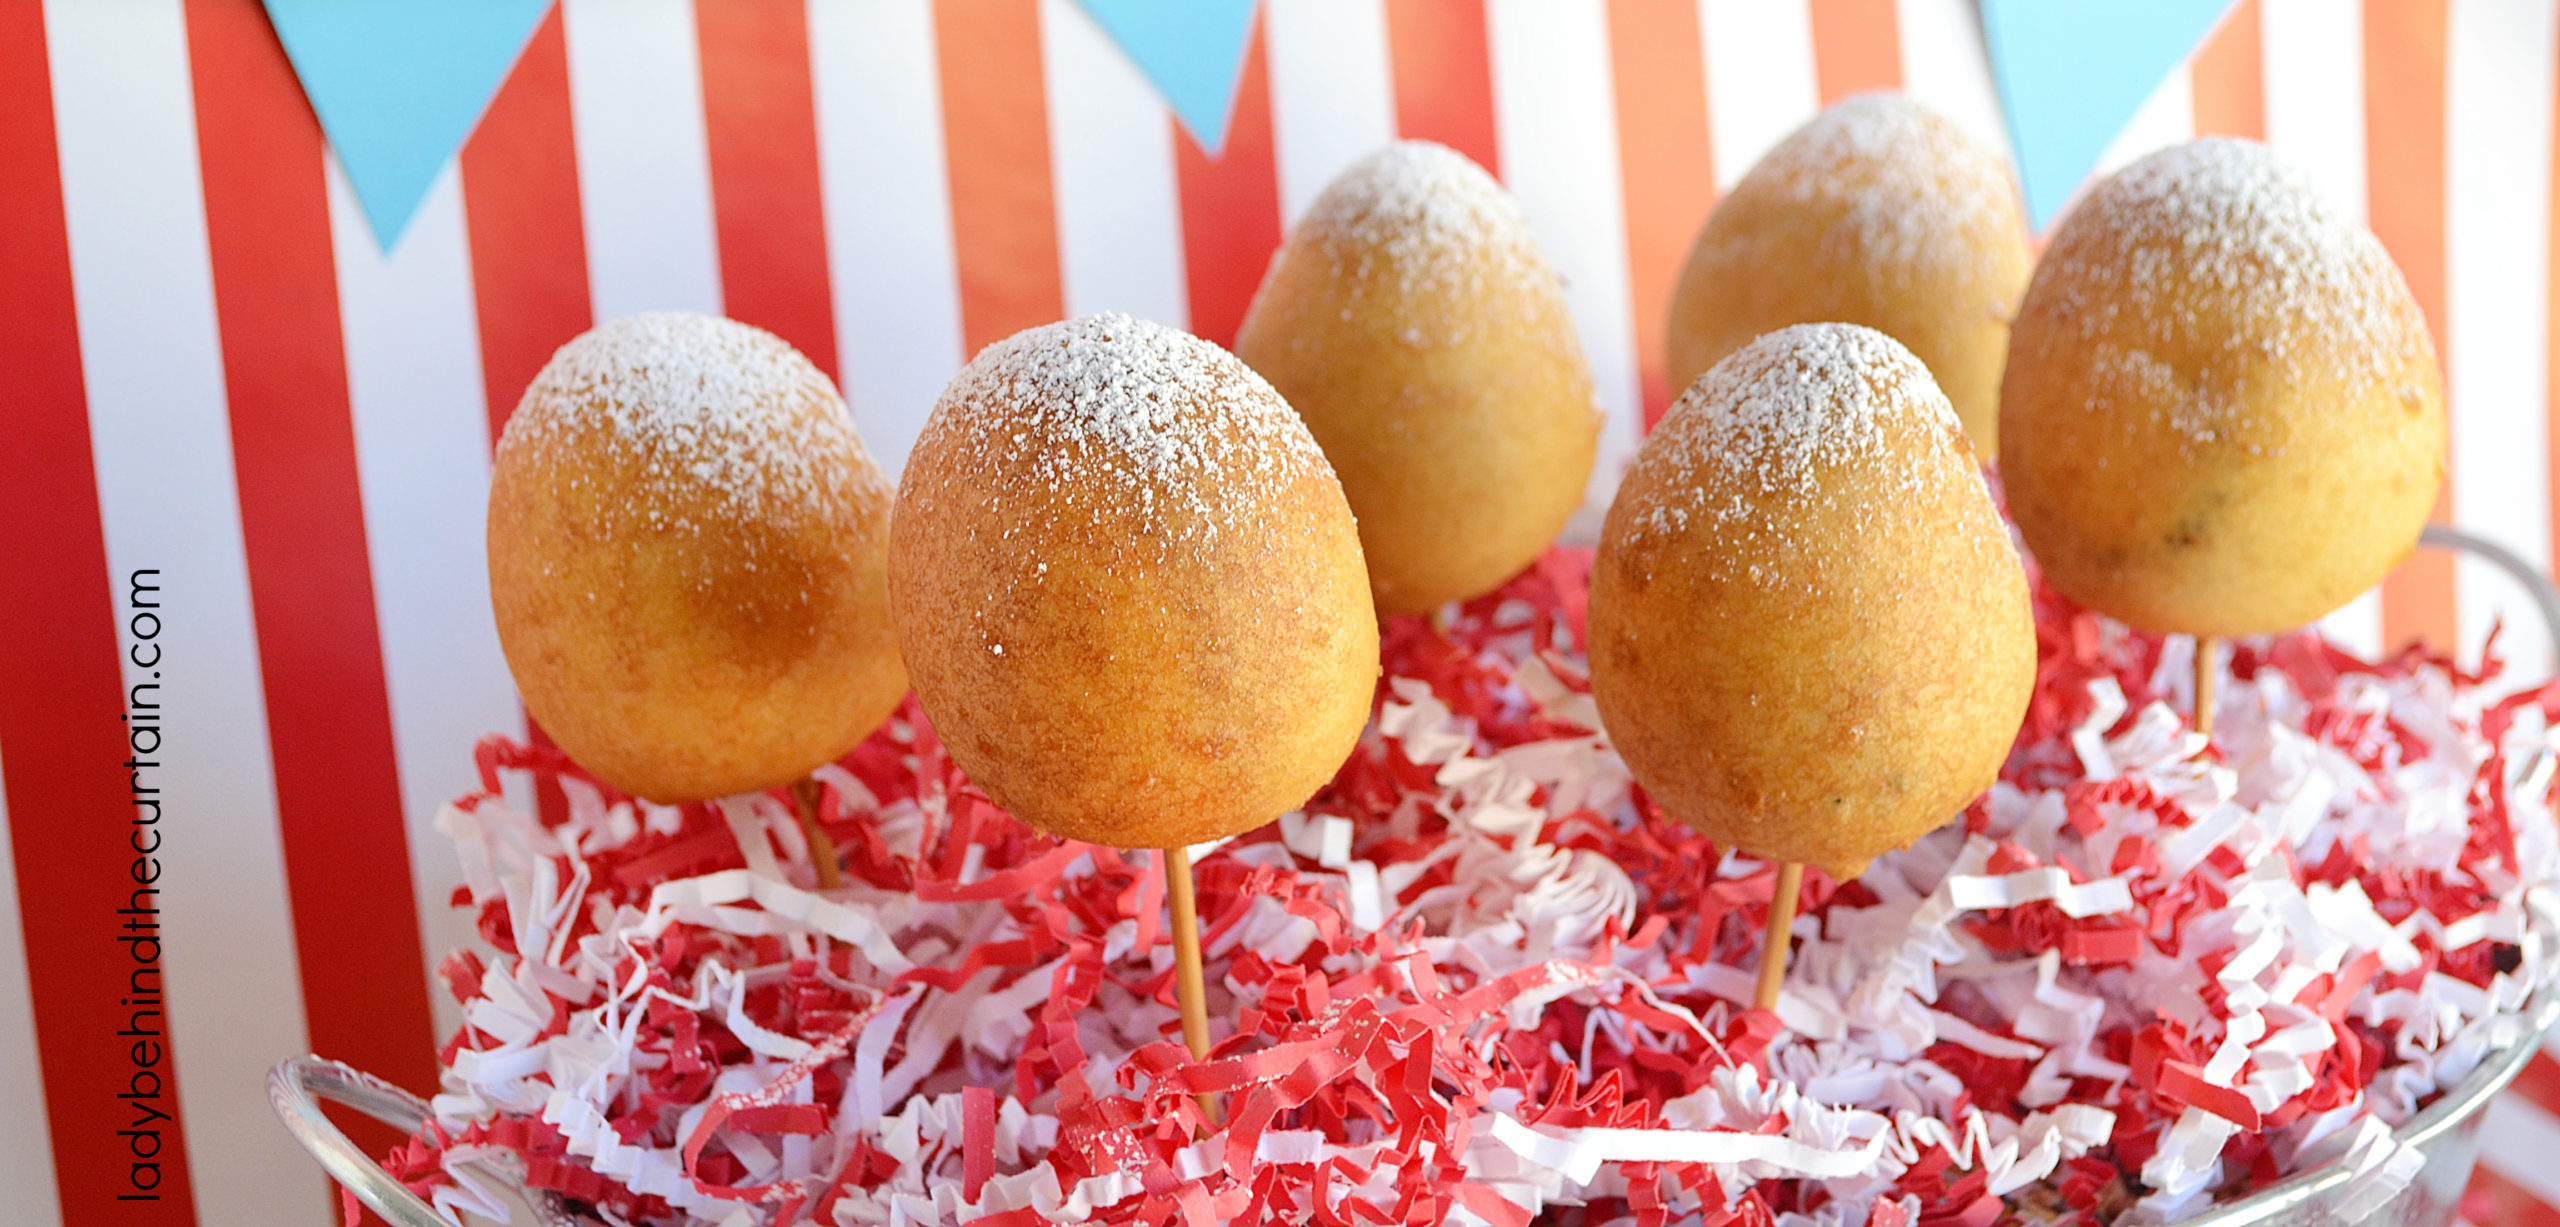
[390,548,2560,1227]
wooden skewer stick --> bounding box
[1754,860,1805,1012]
[2195,635,2221,739]
[791,777,844,891]
[1164,844,1219,1120]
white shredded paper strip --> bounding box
[411,629,2560,1227]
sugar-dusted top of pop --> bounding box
[500,311,879,531]
[1297,140,1554,313]
[1636,322,1964,535]
[2029,138,2423,394]
[913,313,1335,546]
[1743,92,2020,273]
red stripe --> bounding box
[2189,0,2265,141]
[1385,0,1503,178]
[0,8,204,1222]
[460,7,589,823]
[184,0,439,1130]
[462,5,592,436]
[1806,0,1902,104]
[1173,13,1283,351]
[2466,1160,2560,1227]
[2508,1049,2560,1121]
[696,0,840,379]
[1606,0,1719,431]
[2364,0,2458,655]
[934,0,1065,356]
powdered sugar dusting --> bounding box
[500,312,877,532]
[1745,92,2019,276]
[913,313,1333,548]
[1634,323,1965,551]
[2028,138,2425,415]
[1298,140,1553,338]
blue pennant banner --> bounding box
[1075,0,1262,156]
[264,0,554,248]
[1981,0,2237,229]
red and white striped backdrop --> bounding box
[6,2,2560,1224]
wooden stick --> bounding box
[791,777,844,891]
[2195,635,2220,739]
[1754,861,1804,1012]
[1164,844,1218,1120]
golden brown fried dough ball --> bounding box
[889,313,1377,849]
[488,312,908,804]
[2000,138,2445,638]
[1235,140,1600,616]
[1590,324,2033,879]
[1666,93,2030,452]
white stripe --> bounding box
[2318,584,2388,663]
[2446,0,2558,684]
[809,0,966,475]
[1895,0,2014,166]
[1699,0,1820,191]
[2262,0,2370,226]
[0,744,62,1226]
[1486,0,1642,518]
[1265,0,1397,227]
[561,0,724,321]
[1040,0,1189,330]
[43,3,324,1224]
[2481,1094,2560,1210]
[327,158,523,1046]
[2093,62,2195,182]
[2261,0,2385,659]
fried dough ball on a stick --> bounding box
[2000,138,2445,639]
[488,312,907,804]
[1235,141,1600,616]
[888,313,1377,850]
[1591,324,2034,881]
[1666,94,2030,453]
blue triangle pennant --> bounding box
[1981,0,2237,229]
[263,0,554,249]
[1074,0,1261,156]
